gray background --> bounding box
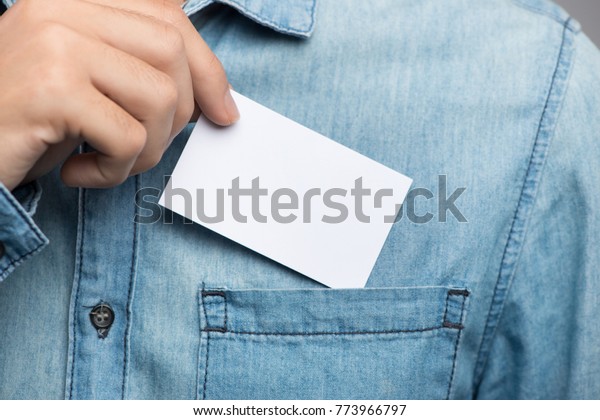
[554,0,600,46]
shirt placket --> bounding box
[65,175,140,399]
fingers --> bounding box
[83,37,179,173]
[61,87,147,188]
[186,32,241,126]
[26,0,195,138]
[0,0,238,190]
[86,0,239,126]
[56,29,181,187]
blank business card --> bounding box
[159,91,412,288]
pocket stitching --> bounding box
[200,288,469,336]
[198,287,470,399]
[445,290,469,399]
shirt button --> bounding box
[0,241,5,258]
[89,303,114,339]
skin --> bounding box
[0,0,239,190]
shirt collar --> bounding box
[2,0,317,38]
[184,0,317,38]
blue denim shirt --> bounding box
[1,0,600,399]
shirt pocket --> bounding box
[197,285,469,399]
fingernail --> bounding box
[224,89,240,123]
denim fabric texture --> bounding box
[1,0,600,399]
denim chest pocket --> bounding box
[197,286,469,399]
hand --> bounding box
[0,0,239,190]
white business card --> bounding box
[159,91,412,288]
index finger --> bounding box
[85,0,239,125]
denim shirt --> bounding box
[1,0,600,399]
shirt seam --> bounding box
[0,186,48,281]
[472,18,579,393]
[67,187,86,400]
[201,326,448,336]
[0,187,45,244]
[511,0,581,32]
[122,174,141,399]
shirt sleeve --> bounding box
[477,32,600,399]
[0,181,49,282]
